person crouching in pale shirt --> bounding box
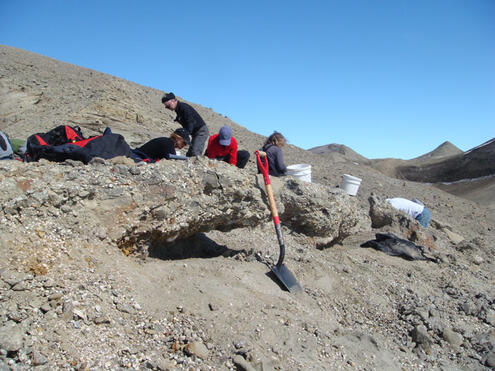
[386,197,431,227]
[205,126,250,168]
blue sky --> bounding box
[1,0,494,159]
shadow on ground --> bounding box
[149,233,243,260]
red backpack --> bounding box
[25,125,140,164]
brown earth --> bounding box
[1,45,494,370]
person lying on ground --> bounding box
[205,126,250,169]
[133,128,191,161]
[386,197,431,227]
[162,92,209,157]
[258,131,287,177]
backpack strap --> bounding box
[65,125,84,142]
[34,134,49,146]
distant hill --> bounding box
[368,141,463,179]
[411,141,463,162]
[308,143,370,164]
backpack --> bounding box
[0,130,14,160]
[25,125,142,164]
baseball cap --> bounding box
[218,126,232,146]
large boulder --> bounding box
[368,193,410,229]
[279,179,370,243]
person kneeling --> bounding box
[134,128,191,161]
[205,126,250,169]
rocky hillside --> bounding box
[1,45,494,370]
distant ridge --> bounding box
[363,140,464,178]
[308,143,370,164]
[465,137,495,155]
[397,137,495,183]
[309,140,463,165]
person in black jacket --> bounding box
[134,128,191,161]
[259,131,287,177]
[162,92,210,157]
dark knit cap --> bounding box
[162,92,176,103]
[173,128,191,145]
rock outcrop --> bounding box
[1,157,368,260]
[279,179,370,245]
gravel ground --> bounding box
[0,45,494,370]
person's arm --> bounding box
[228,138,238,165]
[275,147,287,174]
[205,136,213,158]
[163,139,176,159]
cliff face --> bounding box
[0,45,494,370]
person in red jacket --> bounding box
[205,126,250,169]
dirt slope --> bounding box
[1,45,494,370]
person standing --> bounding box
[162,92,209,157]
[205,126,250,169]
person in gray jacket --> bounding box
[259,131,287,177]
[162,92,209,157]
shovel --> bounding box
[255,150,302,293]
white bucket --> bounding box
[287,164,311,182]
[341,174,362,196]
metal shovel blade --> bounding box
[271,264,303,293]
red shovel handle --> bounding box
[255,150,286,267]
[255,150,271,186]
[255,149,279,223]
